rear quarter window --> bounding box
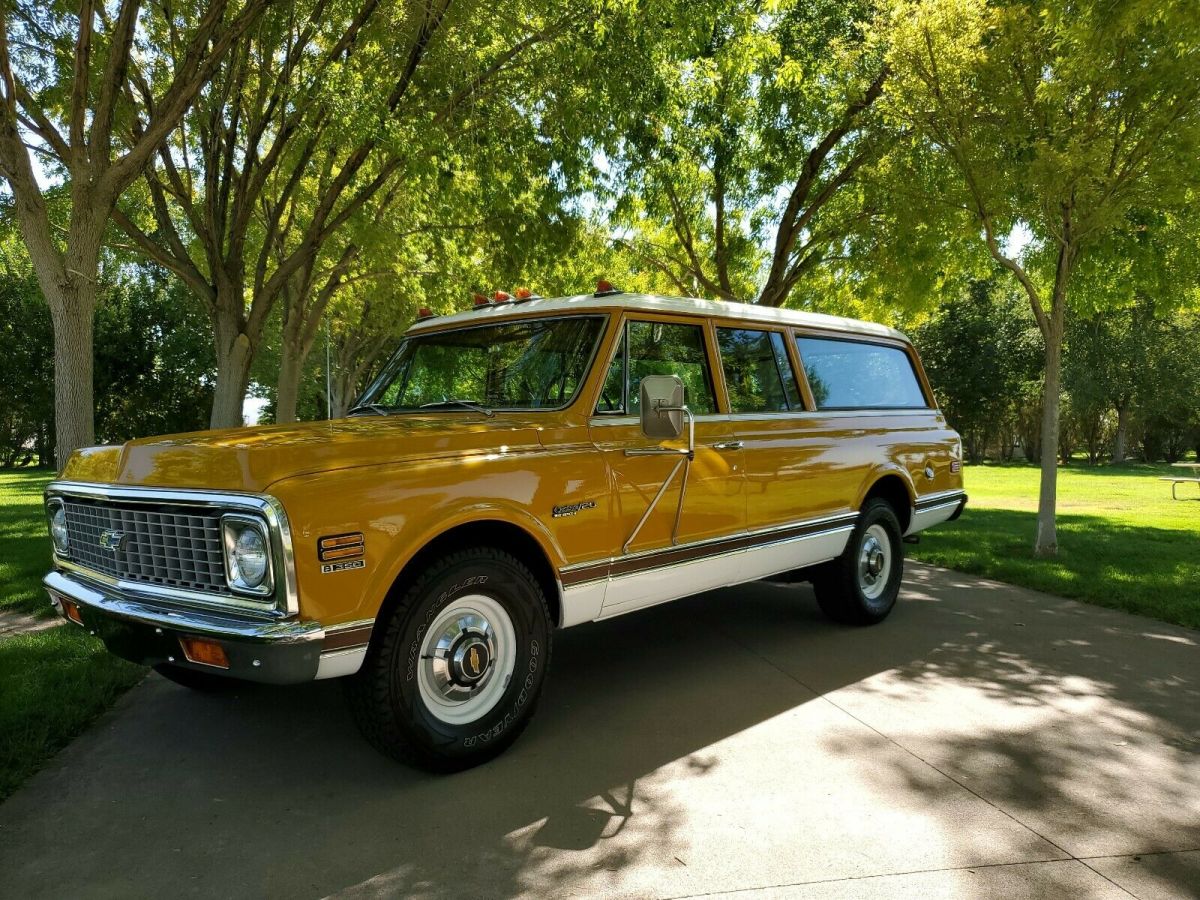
[795,336,928,410]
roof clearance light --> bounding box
[472,293,491,307]
[492,290,512,303]
[417,307,435,320]
[514,287,535,301]
[595,279,620,296]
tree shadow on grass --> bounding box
[911,507,1200,629]
[0,567,1197,897]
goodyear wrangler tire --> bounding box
[812,498,904,626]
[344,547,553,772]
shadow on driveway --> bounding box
[0,564,1197,898]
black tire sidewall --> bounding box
[850,501,904,618]
[384,552,551,764]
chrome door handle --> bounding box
[712,441,744,451]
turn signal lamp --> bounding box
[179,637,230,669]
[61,597,83,625]
[492,290,512,303]
[595,279,620,296]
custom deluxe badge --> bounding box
[552,500,596,518]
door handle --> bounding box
[712,441,744,451]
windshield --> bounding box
[356,315,607,413]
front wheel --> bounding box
[812,498,904,625]
[344,547,552,772]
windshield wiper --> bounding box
[419,399,495,418]
[347,402,390,417]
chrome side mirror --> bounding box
[639,375,686,440]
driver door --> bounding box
[589,315,746,616]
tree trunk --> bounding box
[276,325,305,424]
[48,299,97,469]
[1111,404,1129,463]
[1034,320,1063,557]
[210,312,254,429]
[330,373,358,419]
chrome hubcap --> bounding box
[417,594,517,725]
[857,524,892,601]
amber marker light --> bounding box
[416,307,435,320]
[179,637,231,669]
[318,532,365,562]
[472,293,491,307]
[492,290,512,303]
[61,597,83,625]
[594,279,620,296]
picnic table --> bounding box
[1161,462,1200,499]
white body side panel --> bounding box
[315,646,367,679]
[559,579,607,628]
[905,494,964,537]
[560,524,854,625]
[732,526,854,583]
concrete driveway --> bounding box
[1,562,1197,899]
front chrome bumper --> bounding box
[45,570,328,684]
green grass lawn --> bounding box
[0,627,144,800]
[0,468,145,801]
[910,461,1200,629]
[1,468,56,616]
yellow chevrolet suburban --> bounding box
[44,287,965,770]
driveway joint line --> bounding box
[713,621,1141,899]
[659,855,1121,900]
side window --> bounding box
[717,328,803,413]
[596,320,717,415]
[596,331,626,413]
[795,336,928,410]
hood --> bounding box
[60,414,546,493]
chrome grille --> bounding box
[61,497,229,595]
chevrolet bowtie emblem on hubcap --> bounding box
[98,529,126,552]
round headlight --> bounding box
[49,505,69,554]
[231,526,269,588]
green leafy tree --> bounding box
[911,279,1039,462]
[612,0,888,306]
[882,0,1200,554]
[116,0,602,428]
[0,0,270,464]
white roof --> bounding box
[407,292,909,342]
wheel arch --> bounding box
[858,470,914,534]
[375,518,564,635]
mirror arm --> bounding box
[621,406,694,553]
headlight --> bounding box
[221,515,273,595]
[47,500,69,555]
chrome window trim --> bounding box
[45,481,299,619]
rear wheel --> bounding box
[344,547,552,772]
[812,498,904,625]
